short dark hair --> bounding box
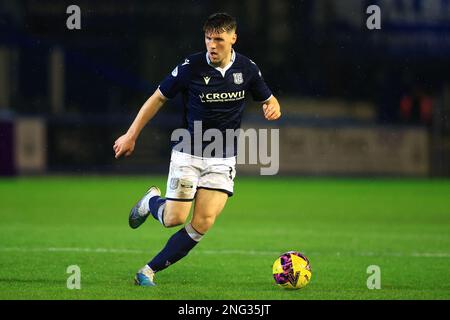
[203,13,237,34]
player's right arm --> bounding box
[113,89,167,159]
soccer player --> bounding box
[113,13,281,286]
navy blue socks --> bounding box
[148,196,166,225]
[148,223,203,272]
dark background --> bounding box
[1,0,450,175]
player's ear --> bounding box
[231,32,237,44]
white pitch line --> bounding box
[0,247,145,254]
[0,247,449,258]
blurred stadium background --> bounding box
[1,0,450,300]
[1,0,450,177]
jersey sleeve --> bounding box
[248,61,273,102]
[158,59,191,99]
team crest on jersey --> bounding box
[169,178,179,190]
[233,72,243,84]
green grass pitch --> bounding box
[0,176,449,300]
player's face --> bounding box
[205,30,237,67]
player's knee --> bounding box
[163,212,187,227]
[163,203,191,227]
[192,215,216,234]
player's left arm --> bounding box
[248,60,281,121]
[262,95,281,121]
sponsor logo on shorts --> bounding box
[180,180,194,189]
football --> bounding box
[272,251,312,289]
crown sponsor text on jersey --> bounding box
[201,90,245,102]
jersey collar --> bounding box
[206,49,236,77]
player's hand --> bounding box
[113,134,136,159]
[263,103,281,120]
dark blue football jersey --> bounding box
[158,50,272,157]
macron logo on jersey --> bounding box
[199,90,245,103]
